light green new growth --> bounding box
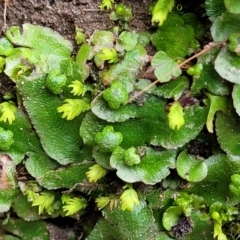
[57,98,90,120]
[120,184,140,211]
[213,221,227,240]
[99,47,118,64]
[68,80,87,96]
[99,0,114,10]
[86,163,108,182]
[168,101,185,130]
[95,194,118,210]
[31,191,55,215]
[75,26,86,45]
[151,0,175,26]
[0,101,16,124]
[62,196,87,216]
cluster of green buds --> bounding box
[187,63,203,77]
[103,82,128,109]
[95,125,123,152]
[45,69,67,95]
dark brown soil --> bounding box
[0,0,152,41]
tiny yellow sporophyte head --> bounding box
[99,47,118,64]
[68,80,86,96]
[120,184,140,211]
[99,0,114,10]
[96,194,118,211]
[31,191,55,215]
[62,196,87,216]
[168,101,185,130]
[86,164,107,183]
[0,101,16,125]
[57,98,90,120]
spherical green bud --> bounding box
[211,211,220,221]
[95,126,123,153]
[103,82,128,109]
[46,69,67,95]
[124,147,141,167]
[187,63,203,76]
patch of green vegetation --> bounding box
[1,1,240,239]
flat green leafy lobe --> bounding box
[151,104,208,149]
[110,147,176,184]
[162,206,183,231]
[176,150,208,182]
[87,203,158,240]
[215,46,240,84]
[151,51,182,82]
[211,12,240,42]
[152,76,189,100]
[99,44,147,85]
[91,30,114,51]
[17,76,84,165]
[91,94,137,122]
[4,24,82,84]
[0,127,14,150]
[151,14,196,58]
[118,31,139,51]
[205,0,226,22]
[0,189,18,213]
[204,93,229,133]
[191,63,230,96]
[25,152,59,179]
[216,112,240,156]
[2,219,49,240]
[232,84,240,116]
[224,0,240,14]
[0,37,14,56]
[0,108,48,164]
[37,162,92,190]
[186,154,232,205]
[6,24,72,57]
